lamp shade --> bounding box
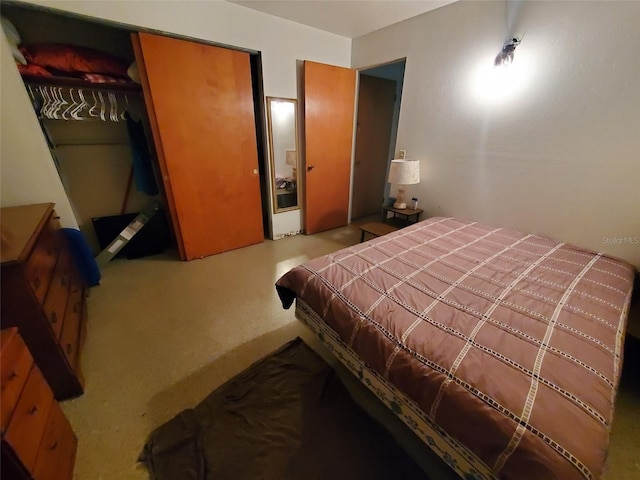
[388,159,420,185]
[285,150,297,166]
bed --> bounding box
[275,217,635,479]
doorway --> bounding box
[351,59,406,220]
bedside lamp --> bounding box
[388,159,420,209]
[286,150,297,182]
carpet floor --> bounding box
[139,338,427,480]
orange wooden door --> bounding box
[133,33,263,260]
[303,61,356,234]
[352,74,396,219]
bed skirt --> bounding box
[295,298,495,480]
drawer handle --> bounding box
[66,344,73,355]
[49,441,59,451]
[29,405,38,415]
[9,371,18,380]
[51,312,57,324]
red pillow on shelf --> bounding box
[20,43,129,78]
[17,64,53,77]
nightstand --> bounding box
[358,205,424,243]
[381,205,423,227]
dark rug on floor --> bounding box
[139,337,426,480]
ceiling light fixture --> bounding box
[494,37,521,67]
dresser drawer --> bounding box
[32,401,77,480]
[26,217,61,305]
[64,269,84,366]
[59,298,82,371]
[42,248,72,340]
[4,365,54,472]
[1,203,88,401]
[0,332,33,433]
[66,269,84,320]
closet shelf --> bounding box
[22,75,142,93]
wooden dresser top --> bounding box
[0,326,19,351]
[1,203,54,265]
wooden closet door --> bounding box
[133,33,263,260]
[303,61,356,234]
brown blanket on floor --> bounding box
[139,338,426,480]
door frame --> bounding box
[349,58,406,222]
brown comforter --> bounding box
[276,217,635,479]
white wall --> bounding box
[352,0,640,268]
[0,34,78,228]
[4,0,351,239]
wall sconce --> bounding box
[494,37,521,67]
[388,159,420,209]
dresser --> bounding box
[1,328,77,479]
[1,203,88,400]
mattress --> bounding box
[276,217,635,479]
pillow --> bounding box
[1,16,27,65]
[127,61,141,84]
[21,43,129,78]
[82,73,131,84]
[17,64,53,77]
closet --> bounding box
[2,4,268,261]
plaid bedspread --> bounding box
[276,217,636,479]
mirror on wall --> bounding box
[266,97,299,213]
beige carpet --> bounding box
[59,223,640,479]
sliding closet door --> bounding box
[133,33,263,260]
[303,61,356,234]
